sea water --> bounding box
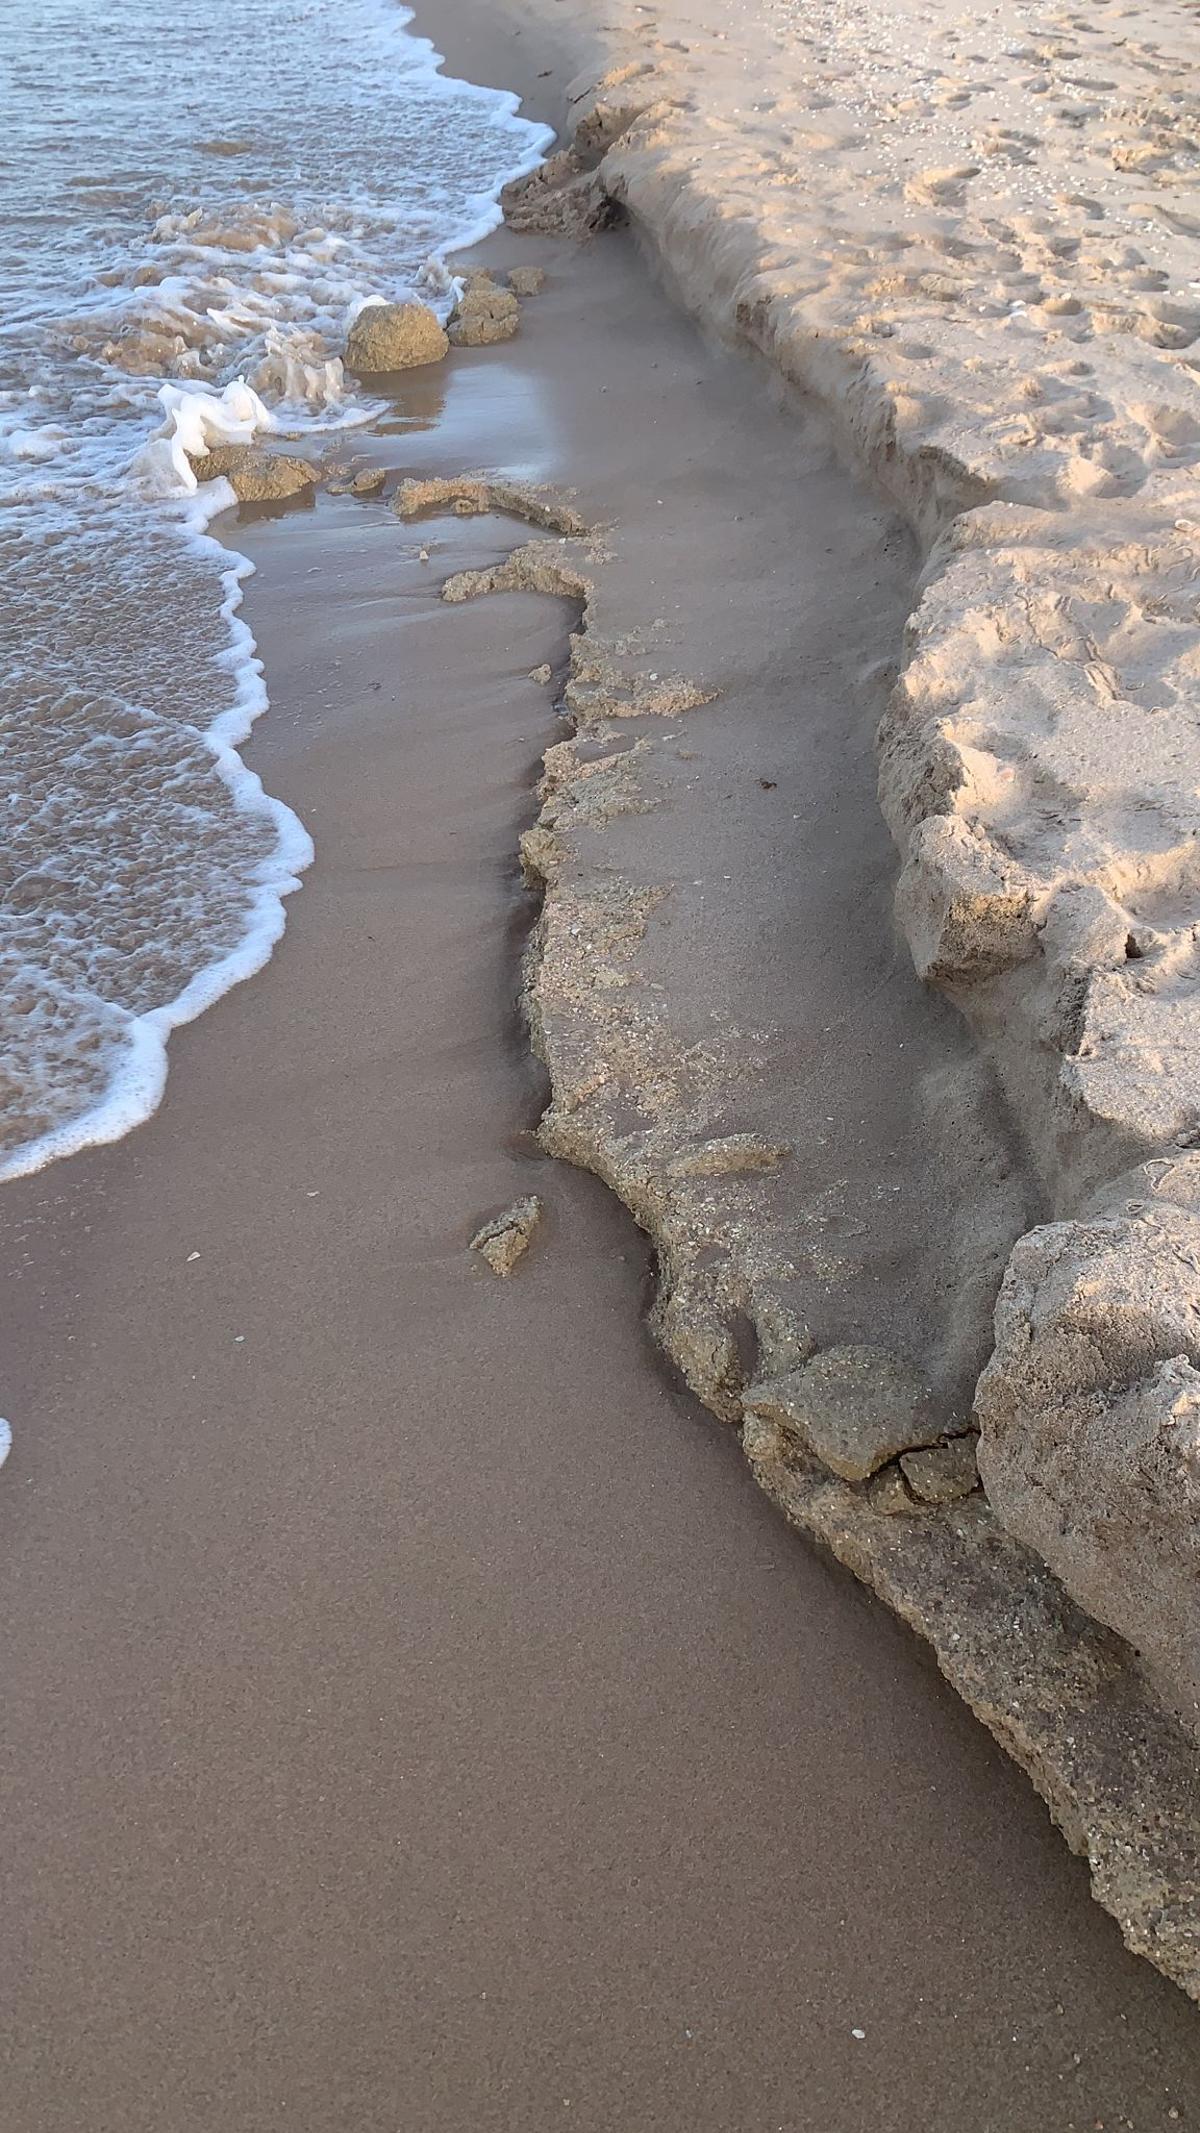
[0,0,549,1177]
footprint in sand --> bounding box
[796,124,866,152]
[979,131,1042,162]
[904,164,980,208]
[1123,267,1171,292]
[1135,402,1200,454]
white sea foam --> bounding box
[0,0,552,1182]
[3,427,66,464]
[133,377,278,496]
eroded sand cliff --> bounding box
[424,0,1200,1995]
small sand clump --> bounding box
[508,266,546,297]
[448,273,521,346]
[344,299,449,374]
[188,445,317,501]
[470,1196,543,1276]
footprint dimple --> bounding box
[903,164,981,208]
[1135,403,1200,451]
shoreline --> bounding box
[6,82,1200,2125]
[419,0,1200,1997]
[0,4,550,1190]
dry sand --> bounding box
[4,162,1200,2125]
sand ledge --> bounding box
[492,1,1200,1766]
[414,0,1200,1989]
[442,487,1200,2000]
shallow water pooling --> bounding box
[0,0,549,1175]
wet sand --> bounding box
[3,95,1200,2133]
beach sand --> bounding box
[4,113,1200,2125]
[457,0,1200,1747]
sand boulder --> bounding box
[976,1174,1200,1736]
[344,299,449,374]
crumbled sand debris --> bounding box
[866,1465,915,1517]
[325,465,387,497]
[395,474,587,536]
[508,265,547,297]
[441,540,592,607]
[502,148,623,240]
